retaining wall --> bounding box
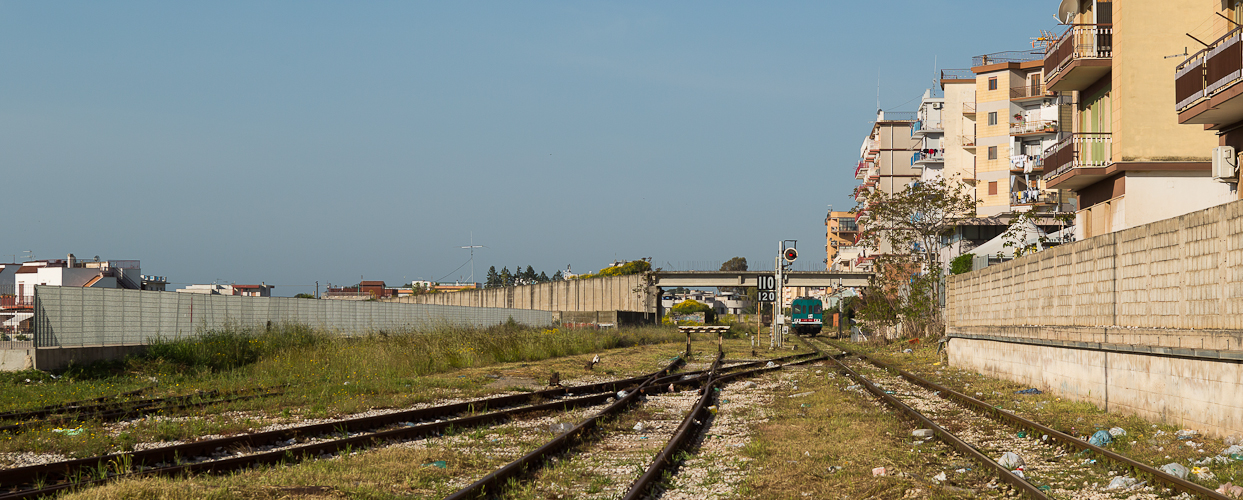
[946,198,1243,437]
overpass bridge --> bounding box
[650,271,872,289]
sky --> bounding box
[1,1,1061,295]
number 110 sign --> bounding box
[757,274,777,302]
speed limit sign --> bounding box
[758,290,777,302]
[757,274,776,292]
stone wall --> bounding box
[388,275,653,313]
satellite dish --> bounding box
[94,255,100,262]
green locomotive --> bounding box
[789,296,823,335]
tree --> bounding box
[855,177,977,337]
[552,270,564,281]
[485,266,501,288]
[538,271,549,283]
[522,265,537,284]
[499,267,513,287]
[718,257,748,296]
[294,293,315,299]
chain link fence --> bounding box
[32,286,553,348]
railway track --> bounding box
[0,352,818,500]
[444,349,827,499]
[0,386,286,435]
[800,336,1231,500]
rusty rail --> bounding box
[825,341,1232,500]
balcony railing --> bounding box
[973,50,1044,67]
[854,162,868,180]
[912,150,944,165]
[961,134,977,148]
[1010,83,1055,100]
[0,296,33,308]
[1010,119,1059,135]
[963,101,977,114]
[1176,26,1242,113]
[1044,24,1113,82]
[879,111,917,122]
[940,69,975,81]
[911,120,943,135]
[1042,132,1112,181]
[1011,188,1052,206]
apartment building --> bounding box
[824,210,860,270]
[1174,0,1243,194]
[1043,0,1230,239]
[853,110,920,260]
[911,90,946,182]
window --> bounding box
[988,146,998,160]
[988,112,997,126]
[988,181,998,195]
[988,77,998,90]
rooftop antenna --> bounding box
[459,232,487,284]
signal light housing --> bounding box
[783,248,798,262]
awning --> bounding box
[3,312,33,327]
[967,219,1047,259]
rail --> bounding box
[1009,119,1058,135]
[1044,24,1113,82]
[1176,25,1241,112]
[1042,132,1111,181]
[973,50,1043,67]
[824,342,1233,500]
[1010,83,1055,100]
[940,69,975,80]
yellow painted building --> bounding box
[1045,0,1231,238]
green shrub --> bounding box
[950,253,974,275]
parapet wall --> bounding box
[389,275,653,313]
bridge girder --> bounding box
[650,271,871,289]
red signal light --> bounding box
[783,248,798,262]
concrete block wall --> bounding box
[948,198,1243,330]
[389,275,652,313]
[951,338,1243,438]
[946,199,1243,438]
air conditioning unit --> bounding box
[1212,146,1238,182]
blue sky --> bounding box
[1,1,1058,295]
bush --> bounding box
[950,253,974,275]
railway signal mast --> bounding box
[770,240,797,348]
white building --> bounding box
[177,283,274,297]
[13,255,146,304]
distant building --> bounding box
[10,255,150,306]
[177,283,274,297]
[660,290,752,316]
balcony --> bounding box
[1011,187,1054,207]
[961,134,977,149]
[1010,83,1056,102]
[1044,25,1113,92]
[911,150,944,165]
[1010,119,1059,136]
[854,162,868,180]
[1042,132,1113,190]
[1175,26,1243,126]
[911,120,943,136]
[940,69,975,82]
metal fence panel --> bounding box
[32,287,553,347]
